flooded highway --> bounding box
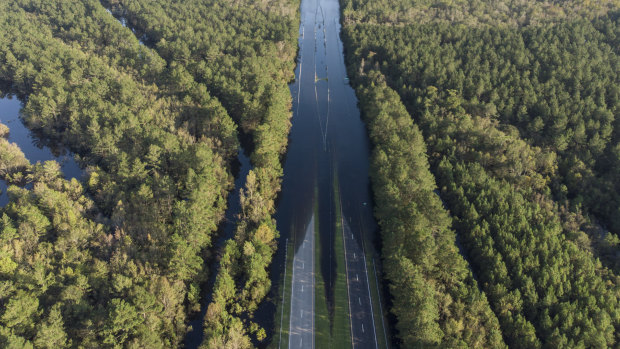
[258,0,387,346]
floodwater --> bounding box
[258,0,381,343]
[184,147,252,348]
[0,95,81,206]
[100,7,254,346]
[103,0,382,345]
[105,8,148,45]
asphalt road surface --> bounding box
[288,215,315,349]
[286,0,382,346]
[342,216,379,349]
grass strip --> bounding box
[333,171,352,348]
[314,184,331,348]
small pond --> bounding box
[0,95,81,206]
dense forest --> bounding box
[0,0,297,347]
[358,72,506,348]
[2,0,620,347]
[100,0,299,346]
[342,0,620,26]
[341,0,620,347]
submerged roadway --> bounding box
[281,0,385,347]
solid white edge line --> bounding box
[362,250,379,349]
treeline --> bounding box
[341,0,620,347]
[0,0,296,347]
[346,17,620,244]
[342,0,619,26]
[356,72,505,347]
[102,0,299,346]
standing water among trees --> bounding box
[0,94,80,206]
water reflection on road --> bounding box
[259,0,384,345]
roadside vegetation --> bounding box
[341,0,620,347]
[354,71,505,348]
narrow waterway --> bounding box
[184,147,251,348]
[0,95,81,206]
[100,7,257,347]
[105,8,148,45]
[259,0,384,345]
